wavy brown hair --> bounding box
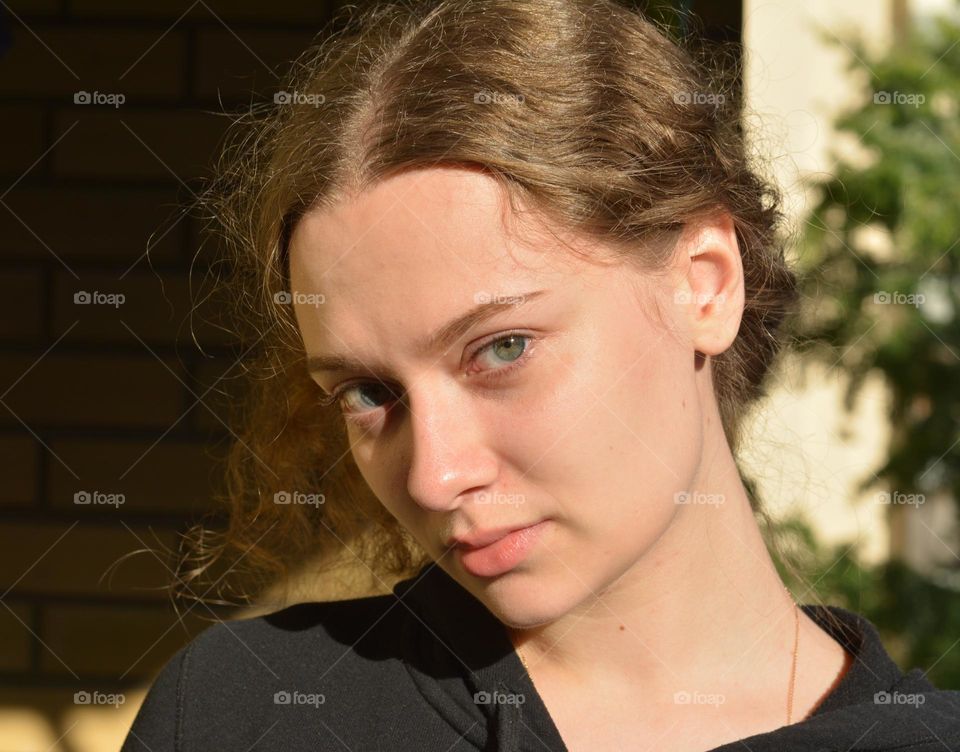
[177,0,800,609]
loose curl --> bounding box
[177,0,799,610]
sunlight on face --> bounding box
[288,165,707,628]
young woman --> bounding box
[122,1,960,750]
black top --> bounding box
[122,562,960,751]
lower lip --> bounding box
[456,521,548,578]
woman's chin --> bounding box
[472,570,574,629]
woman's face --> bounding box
[289,166,723,628]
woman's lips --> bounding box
[455,520,548,577]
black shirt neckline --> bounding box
[395,562,927,749]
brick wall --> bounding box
[0,1,338,749]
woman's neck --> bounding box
[505,441,801,706]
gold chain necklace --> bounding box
[516,600,802,724]
[786,599,800,724]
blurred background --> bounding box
[0,0,957,749]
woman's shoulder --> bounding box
[121,590,419,751]
[188,589,411,679]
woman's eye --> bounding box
[338,382,397,413]
[472,333,527,370]
[331,333,533,419]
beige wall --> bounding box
[738,0,955,569]
[738,0,897,565]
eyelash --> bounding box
[320,331,536,422]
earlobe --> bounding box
[677,213,745,357]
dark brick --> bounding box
[194,28,316,101]
[48,437,222,516]
[0,185,184,263]
[50,267,239,347]
[41,603,209,679]
[0,105,46,175]
[0,353,186,429]
[51,109,227,181]
[0,434,40,506]
[0,26,186,99]
[71,0,335,23]
[0,602,34,672]
[0,522,180,599]
[0,266,43,342]
[52,269,190,346]
[4,0,62,14]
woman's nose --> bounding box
[402,384,499,513]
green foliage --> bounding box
[789,4,960,688]
[797,9,960,499]
[776,515,960,689]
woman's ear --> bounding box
[672,212,745,357]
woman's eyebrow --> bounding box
[306,288,550,375]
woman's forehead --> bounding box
[288,168,594,289]
[300,167,506,237]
